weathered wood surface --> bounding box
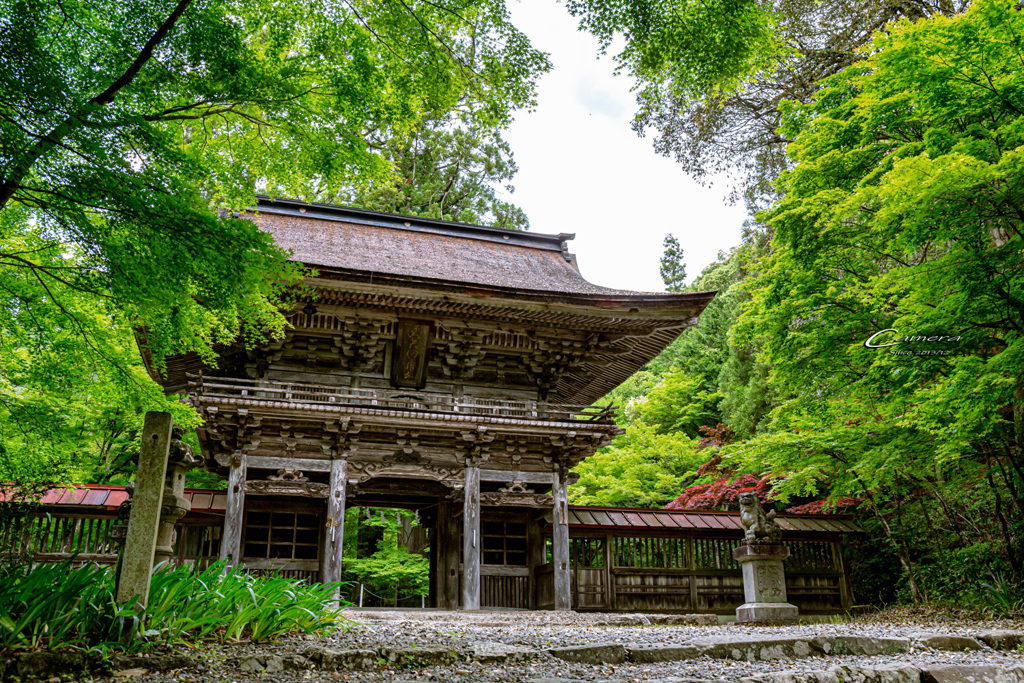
[462,464,481,609]
[118,412,173,608]
[219,455,247,568]
[436,501,460,609]
[322,458,348,589]
[242,559,319,571]
[481,574,529,609]
[247,456,331,472]
[478,469,553,484]
[552,467,571,611]
[526,515,543,610]
[480,565,529,577]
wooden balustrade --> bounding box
[188,375,617,423]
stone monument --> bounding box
[731,491,798,623]
[155,426,203,566]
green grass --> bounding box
[0,560,345,655]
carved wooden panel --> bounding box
[392,320,433,389]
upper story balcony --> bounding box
[188,375,618,426]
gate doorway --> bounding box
[571,536,608,610]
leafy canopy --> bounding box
[335,115,529,230]
[728,0,1024,503]
[0,0,548,364]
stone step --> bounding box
[740,664,1024,683]
[623,635,909,663]
[548,643,628,665]
[974,631,1024,651]
[912,634,987,651]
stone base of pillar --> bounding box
[732,543,798,624]
[735,601,799,623]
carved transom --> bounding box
[267,467,308,482]
[499,480,535,494]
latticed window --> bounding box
[482,521,526,566]
[571,537,605,567]
[243,511,320,561]
[785,541,837,571]
[613,536,688,568]
[692,537,740,569]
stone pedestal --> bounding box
[732,543,798,624]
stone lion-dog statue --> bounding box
[738,490,782,545]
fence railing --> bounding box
[188,375,618,424]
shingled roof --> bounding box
[249,198,695,299]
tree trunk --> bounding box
[858,477,926,602]
[988,458,1021,577]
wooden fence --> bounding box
[548,532,851,614]
[0,509,221,569]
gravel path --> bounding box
[68,610,1024,683]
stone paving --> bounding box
[5,610,1024,682]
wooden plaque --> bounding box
[391,319,432,389]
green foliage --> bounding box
[337,116,529,230]
[570,423,700,507]
[708,0,1024,599]
[566,0,787,101]
[636,370,720,438]
[0,560,341,655]
[344,508,428,605]
[144,562,344,645]
[0,0,547,484]
[0,220,200,484]
[730,0,1024,498]
[660,233,686,291]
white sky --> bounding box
[502,0,747,292]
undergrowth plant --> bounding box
[0,560,345,655]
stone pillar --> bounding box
[117,411,173,608]
[462,462,481,610]
[322,457,348,594]
[552,463,571,611]
[436,500,460,609]
[732,544,798,623]
[219,452,247,570]
[154,427,201,566]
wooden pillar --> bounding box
[552,464,571,611]
[462,464,481,610]
[428,524,438,608]
[604,532,616,611]
[526,514,544,610]
[117,411,173,608]
[687,537,700,611]
[219,453,247,570]
[436,500,460,609]
[322,457,348,593]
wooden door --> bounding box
[571,537,607,610]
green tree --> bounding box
[570,424,700,507]
[660,233,686,291]
[336,116,529,229]
[608,0,966,218]
[0,0,548,365]
[0,0,547,483]
[727,0,1024,596]
[344,508,428,605]
[0,220,198,483]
